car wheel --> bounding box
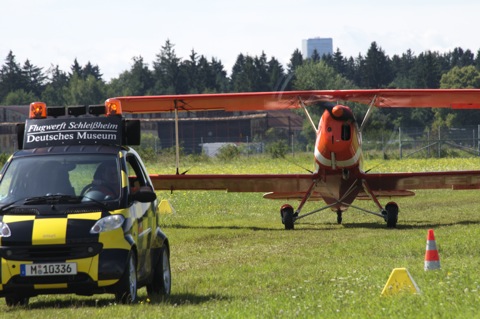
[5,294,29,307]
[115,251,137,304]
[147,245,171,297]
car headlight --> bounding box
[0,222,11,237]
[90,215,125,234]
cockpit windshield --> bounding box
[0,154,120,205]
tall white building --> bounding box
[302,37,333,59]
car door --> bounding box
[125,153,156,280]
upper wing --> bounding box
[112,89,480,113]
[362,170,480,192]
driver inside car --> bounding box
[86,161,120,200]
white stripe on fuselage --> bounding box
[314,146,362,169]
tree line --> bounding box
[1,40,480,137]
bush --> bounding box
[0,153,9,167]
[216,144,240,161]
[136,147,158,163]
[266,141,287,158]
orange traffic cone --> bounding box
[424,229,440,271]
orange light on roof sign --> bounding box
[105,98,122,116]
[29,102,47,119]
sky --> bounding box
[2,0,479,81]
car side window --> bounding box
[126,155,148,193]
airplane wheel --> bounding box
[385,202,398,228]
[280,205,295,230]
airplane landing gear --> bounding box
[279,200,399,230]
[383,202,398,228]
[280,204,295,230]
[336,210,342,224]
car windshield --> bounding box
[0,154,121,205]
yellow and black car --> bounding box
[0,102,171,306]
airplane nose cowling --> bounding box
[315,106,361,169]
[332,105,344,118]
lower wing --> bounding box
[151,170,480,200]
[149,174,316,193]
[361,170,480,192]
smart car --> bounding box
[0,102,171,306]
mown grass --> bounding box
[2,155,480,318]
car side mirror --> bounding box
[130,186,157,203]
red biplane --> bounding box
[109,89,480,229]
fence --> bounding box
[138,125,480,159]
[363,125,480,159]
[2,124,480,159]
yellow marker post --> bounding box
[381,268,421,296]
[158,199,175,215]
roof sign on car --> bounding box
[17,101,140,150]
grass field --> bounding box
[2,155,480,318]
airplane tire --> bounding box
[281,206,295,230]
[385,202,398,228]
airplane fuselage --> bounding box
[313,105,364,211]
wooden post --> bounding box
[399,127,402,159]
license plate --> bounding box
[20,263,77,276]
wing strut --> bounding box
[174,100,181,175]
[361,179,383,211]
[294,178,318,216]
[359,95,377,132]
[299,97,318,133]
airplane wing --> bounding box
[150,173,329,201]
[149,173,317,193]
[113,89,480,113]
[361,170,480,191]
[150,170,480,200]
[124,89,480,203]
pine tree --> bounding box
[253,52,270,91]
[0,51,26,102]
[285,49,304,90]
[83,62,103,81]
[414,51,442,88]
[22,59,46,98]
[152,40,184,94]
[209,57,229,92]
[231,54,250,92]
[267,56,286,91]
[310,49,321,62]
[70,58,83,79]
[41,64,69,106]
[361,42,393,88]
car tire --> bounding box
[147,245,171,297]
[114,251,137,304]
[5,294,29,307]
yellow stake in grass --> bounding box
[381,268,421,296]
[159,199,176,214]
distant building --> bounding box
[153,110,303,154]
[302,37,333,59]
